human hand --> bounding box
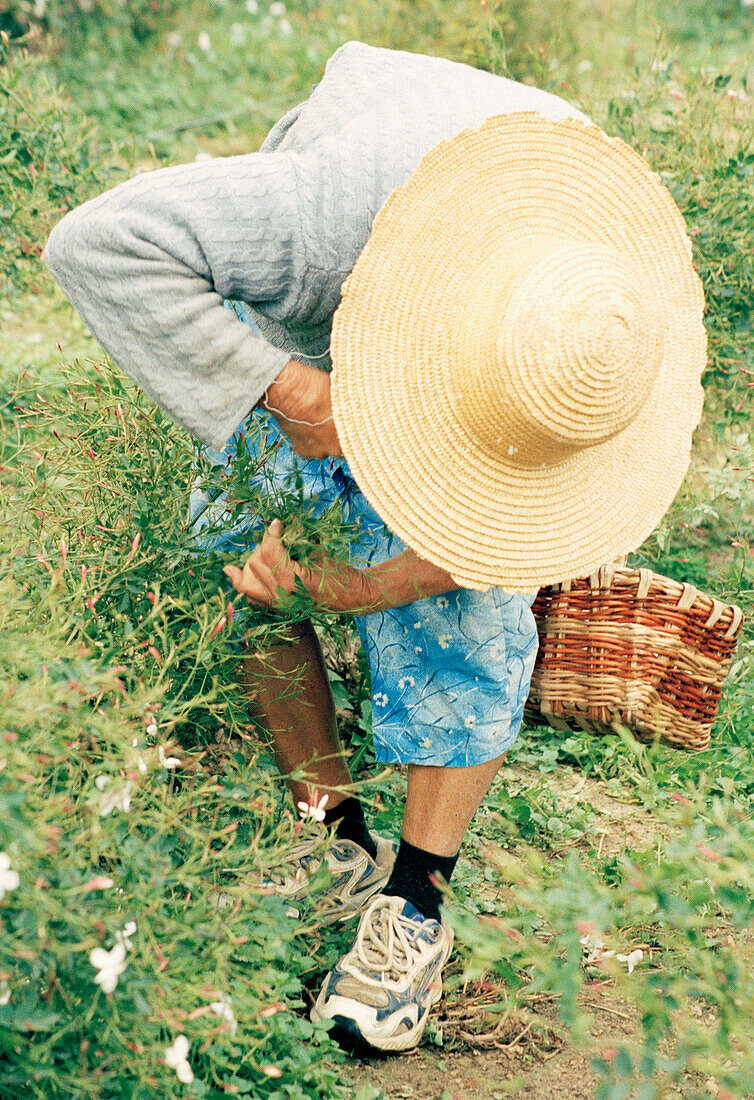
[260,359,343,459]
[222,519,379,614]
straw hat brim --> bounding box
[330,114,706,592]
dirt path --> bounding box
[342,766,749,1099]
[346,983,640,1100]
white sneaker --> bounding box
[311,893,454,1052]
[263,828,395,925]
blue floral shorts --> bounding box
[189,306,539,768]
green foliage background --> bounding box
[0,0,752,1097]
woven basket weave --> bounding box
[524,566,744,750]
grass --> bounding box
[0,0,753,1097]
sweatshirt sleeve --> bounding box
[43,153,300,449]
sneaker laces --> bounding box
[352,898,434,983]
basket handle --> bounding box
[704,598,725,629]
[677,583,698,610]
[723,604,744,641]
[588,556,629,590]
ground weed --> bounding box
[0,0,752,1094]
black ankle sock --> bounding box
[322,796,377,860]
[383,838,458,923]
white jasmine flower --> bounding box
[115,921,137,951]
[166,30,182,48]
[209,994,238,1034]
[269,1,285,13]
[581,933,642,972]
[580,932,614,964]
[246,0,258,11]
[97,779,133,817]
[617,948,644,974]
[398,676,415,689]
[136,756,148,775]
[278,17,292,34]
[165,1035,194,1084]
[0,981,10,1005]
[145,720,158,737]
[158,745,181,770]
[297,792,329,822]
[90,943,128,993]
[464,715,476,728]
[0,853,20,900]
[197,31,211,52]
[575,59,593,73]
[262,1065,282,1077]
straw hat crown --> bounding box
[454,237,665,468]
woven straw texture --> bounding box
[331,114,706,592]
[524,567,744,750]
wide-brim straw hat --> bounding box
[330,113,706,593]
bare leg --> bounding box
[242,619,353,810]
[243,620,504,851]
[401,755,507,856]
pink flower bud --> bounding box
[697,844,723,863]
[125,532,140,563]
[82,875,115,892]
[211,616,227,638]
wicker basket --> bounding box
[524,565,744,750]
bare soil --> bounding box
[346,982,640,1100]
[342,765,751,1100]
